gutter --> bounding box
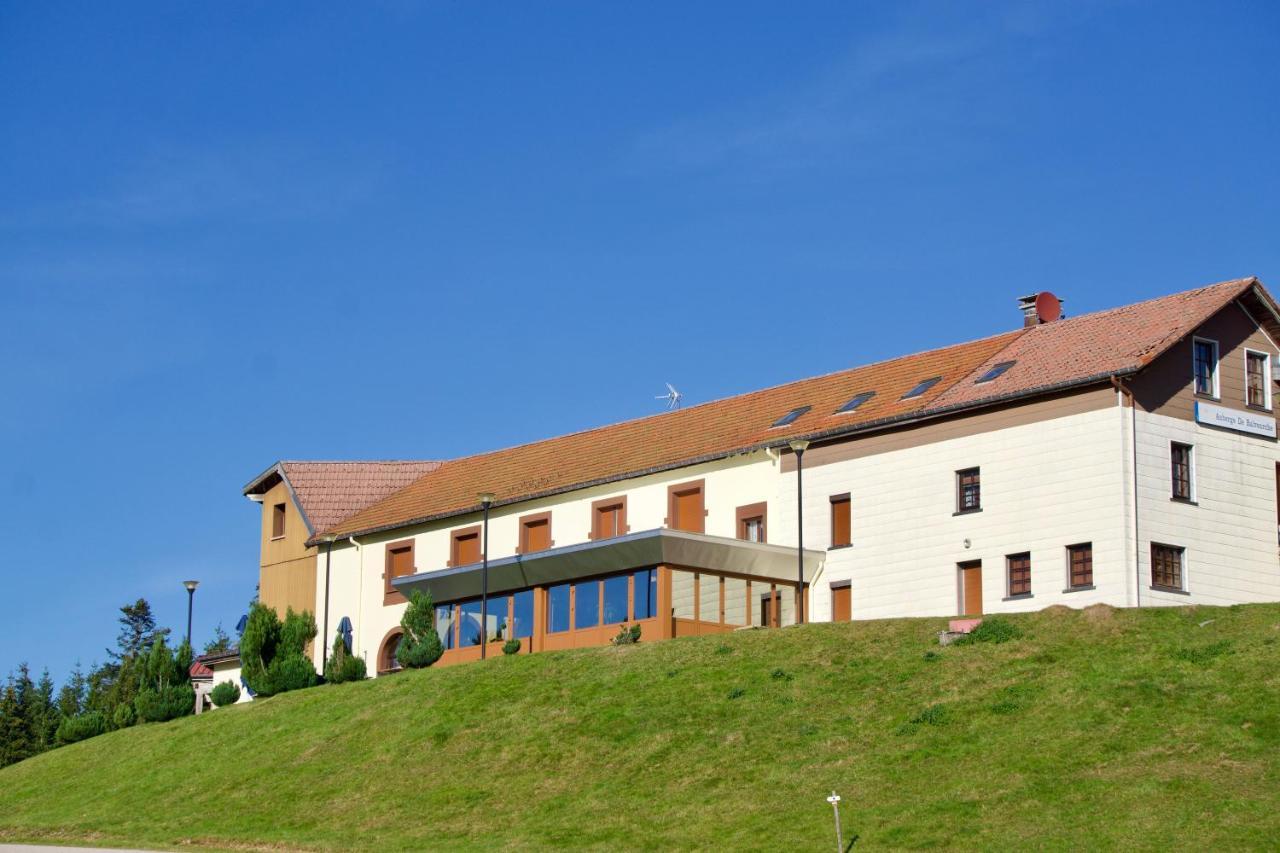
[311,369,1139,546]
[1111,376,1141,608]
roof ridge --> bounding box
[1033,277,1255,327]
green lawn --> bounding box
[2,603,1279,851]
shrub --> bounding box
[324,633,367,684]
[502,638,522,656]
[241,602,319,697]
[111,703,136,730]
[958,617,1022,645]
[210,681,241,707]
[135,684,196,723]
[611,624,642,646]
[397,590,443,669]
[55,711,106,745]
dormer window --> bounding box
[902,376,941,399]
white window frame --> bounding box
[1170,441,1196,502]
[1243,347,1272,410]
[1192,337,1219,398]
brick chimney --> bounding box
[1017,292,1063,327]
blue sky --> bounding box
[2,1,1277,681]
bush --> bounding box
[55,711,106,745]
[111,703,136,730]
[324,633,367,684]
[610,624,642,646]
[241,602,319,697]
[134,684,196,723]
[502,638,522,656]
[957,617,1022,645]
[210,681,241,707]
[397,590,443,669]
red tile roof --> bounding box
[244,461,442,535]
[313,277,1270,543]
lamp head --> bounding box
[183,580,200,592]
[788,438,811,453]
[478,492,496,507]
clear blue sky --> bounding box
[2,2,1277,682]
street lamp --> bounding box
[478,492,495,659]
[788,438,810,624]
[183,580,200,647]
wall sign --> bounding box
[1195,401,1277,438]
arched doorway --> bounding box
[378,628,404,675]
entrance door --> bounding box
[959,561,983,616]
[831,584,851,621]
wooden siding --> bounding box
[258,480,318,619]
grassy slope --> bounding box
[2,604,1279,851]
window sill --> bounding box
[1149,585,1190,596]
[383,591,407,606]
[1002,593,1033,602]
[270,535,285,542]
[828,543,853,551]
[953,508,983,517]
[1170,497,1199,506]
[1193,393,1220,403]
[1062,584,1096,593]
[1246,404,1273,414]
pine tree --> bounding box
[110,599,169,662]
[203,623,233,655]
[57,663,87,719]
[32,669,57,752]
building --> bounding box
[190,649,249,712]
[242,278,1280,675]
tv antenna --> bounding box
[656,382,683,410]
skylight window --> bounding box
[975,361,1016,384]
[901,377,941,399]
[836,391,876,414]
[771,405,811,428]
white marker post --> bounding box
[827,791,843,852]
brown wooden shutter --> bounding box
[389,546,413,580]
[453,531,481,566]
[672,487,704,533]
[831,585,851,621]
[523,518,550,553]
[830,495,851,547]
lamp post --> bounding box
[789,438,810,624]
[478,492,495,659]
[182,580,200,647]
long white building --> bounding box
[243,277,1280,673]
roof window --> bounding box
[836,391,875,414]
[771,405,811,428]
[901,377,941,399]
[975,361,1016,384]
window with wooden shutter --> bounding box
[1006,552,1031,597]
[384,539,415,603]
[519,513,552,554]
[271,503,286,539]
[736,502,767,543]
[830,494,851,548]
[451,528,481,567]
[1151,543,1184,591]
[667,481,705,534]
[591,497,627,540]
[1067,543,1093,589]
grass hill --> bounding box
[2,603,1279,851]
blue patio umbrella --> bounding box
[235,614,248,636]
[337,617,353,653]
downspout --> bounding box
[321,537,334,674]
[349,536,364,662]
[1112,376,1141,608]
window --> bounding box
[1171,443,1193,501]
[831,582,851,621]
[603,575,629,624]
[591,497,627,540]
[1006,553,1031,597]
[1193,338,1218,397]
[434,604,455,650]
[271,503,286,539]
[975,361,1016,384]
[384,539,415,603]
[379,631,403,673]
[956,468,981,513]
[459,600,483,647]
[902,376,941,399]
[667,480,705,534]
[830,494,851,548]
[632,569,657,620]
[1151,543,1185,591]
[1067,543,1093,589]
[736,502,767,543]
[771,406,811,428]
[519,512,552,554]
[699,574,720,623]
[548,584,570,633]
[574,581,600,629]
[836,391,875,414]
[1246,350,1271,409]
[512,590,534,639]
[450,527,481,567]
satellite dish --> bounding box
[1034,291,1062,323]
[655,382,683,410]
